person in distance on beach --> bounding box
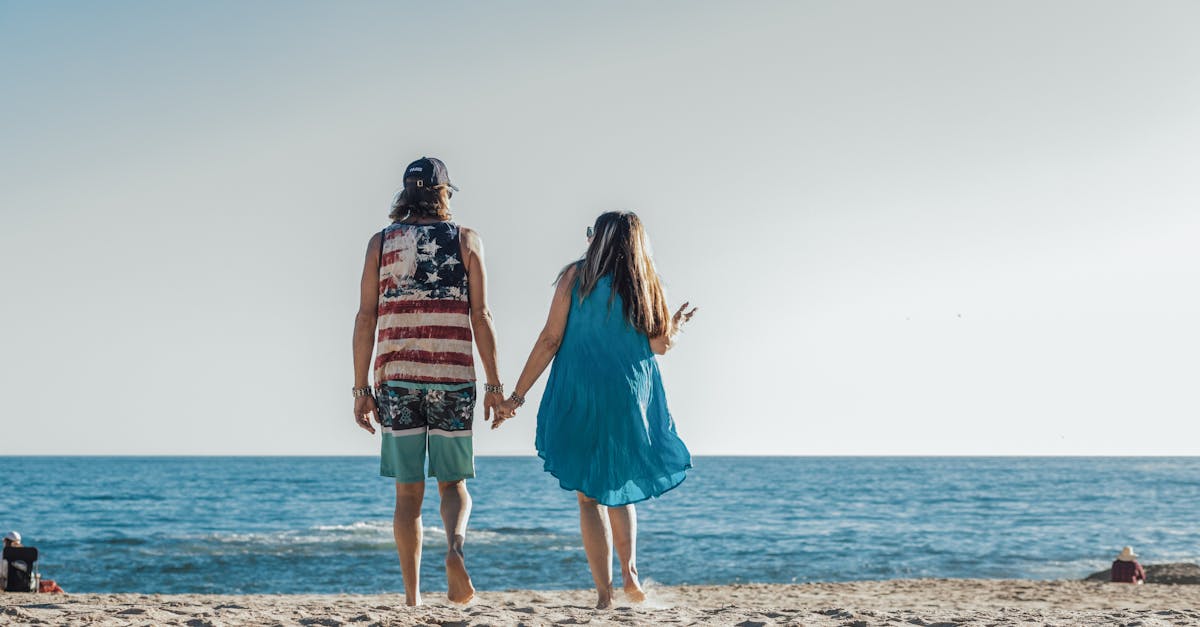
[351,157,504,606]
[0,531,21,591]
[493,211,696,609]
[1111,546,1146,584]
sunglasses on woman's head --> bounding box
[586,226,594,239]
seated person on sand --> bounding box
[1111,546,1146,584]
[2,531,65,594]
[1,531,27,591]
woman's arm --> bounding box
[351,232,381,434]
[492,265,578,428]
[460,227,504,422]
[649,302,697,355]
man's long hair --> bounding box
[559,211,670,338]
[390,181,453,222]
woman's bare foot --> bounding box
[595,585,614,609]
[623,569,646,603]
[445,549,475,604]
[405,593,422,607]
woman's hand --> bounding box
[491,399,521,430]
[651,302,698,355]
[672,301,698,331]
[354,395,378,434]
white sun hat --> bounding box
[3,531,19,543]
[1116,546,1139,562]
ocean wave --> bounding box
[184,521,570,553]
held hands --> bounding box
[491,397,522,430]
[482,390,505,424]
[354,395,378,434]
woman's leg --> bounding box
[577,492,614,608]
[607,504,645,602]
[394,481,425,606]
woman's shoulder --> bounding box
[556,260,583,286]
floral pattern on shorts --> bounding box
[376,384,475,432]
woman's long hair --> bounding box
[389,181,453,222]
[560,211,671,338]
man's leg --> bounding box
[377,385,430,607]
[426,385,477,604]
[394,481,425,606]
[607,504,645,602]
[577,492,614,609]
[438,479,475,603]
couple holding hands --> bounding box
[351,157,696,608]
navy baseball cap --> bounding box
[404,156,459,191]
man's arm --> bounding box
[352,232,381,434]
[461,227,503,422]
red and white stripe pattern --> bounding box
[374,223,475,384]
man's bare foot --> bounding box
[404,593,422,607]
[445,550,475,604]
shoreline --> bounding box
[5,580,1200,626]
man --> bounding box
[351,157,503,606]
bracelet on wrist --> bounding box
[484,382,504,395]
[508,392,526,407]
[352,386,373,399]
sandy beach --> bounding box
[4,580,1200,626]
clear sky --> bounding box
[2,1,1198,455]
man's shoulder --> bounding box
[457,225,483,249]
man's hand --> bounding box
[354,395,378,434]
[482,390,505,424]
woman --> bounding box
[494,210,696,609]
[351,156,505,606]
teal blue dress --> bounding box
[535,274,692,506]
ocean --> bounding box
[0,456,1197,594]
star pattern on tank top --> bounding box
[419,239,441,258]
[380,222,467,301]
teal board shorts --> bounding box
[376,382,476,483]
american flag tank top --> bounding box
[374,221,475,385]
